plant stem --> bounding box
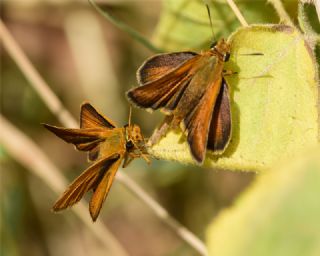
[117,172,208,256]
[88,0,162,53]
[0,115,129,256]
[0,21,77,128]
[0,19,207,256]
[225,0,248,27]
[268,0,294,27]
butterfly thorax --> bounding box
[207,38,230,62]
[98,128,126,159]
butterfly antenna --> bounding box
[128,105,132,127]
[205,2,215,42]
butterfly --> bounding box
[43,102,150,221]
[127,39,232,164]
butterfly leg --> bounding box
[147,115,173,147]
[122,151,150,167]
[223,70,238,76]
[122,153,134,168]
[131,152,151,165]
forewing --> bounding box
[89,156,122,221]
[52,153,120,211]
[43,124,104,152]
[127,53,201,111]
[137,52,198,84]
[81,102,116,129]
[207,80,232,152]
[184,77,223,163]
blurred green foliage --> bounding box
[153,0,299,51]
[207,147,320,256]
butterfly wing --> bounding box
[80,103,118,161]
[137,51,198,84]
[89,156,122,221]
[80,102,116,129]
[52,153,120,211]
[44,103,118,162]
[43,124,104,152]
[171,56,218,125]
[127,52,200,111]
[184,74,224,163]
[207,79,232,152]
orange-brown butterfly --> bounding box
[43,102,150,221]
[127,39,232,164]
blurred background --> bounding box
[1,0,270,255]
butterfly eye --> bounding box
[224,52,230,62]
[126,140,134,150]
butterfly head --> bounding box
[124,124,150,164]
[210,38,231,62]
[125,124,145,150]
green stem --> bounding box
[88,0,162,53]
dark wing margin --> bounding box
[80,102,116,129]
[127,52,200,111]
[207,79,232,152]
[184,78,223,163]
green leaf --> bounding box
[149,25,319,172]
[206,147,320,256]
[153,0,278,51]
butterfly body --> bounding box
[127,39,231,164]
[93,128,125,158]
[44,103,149,221]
